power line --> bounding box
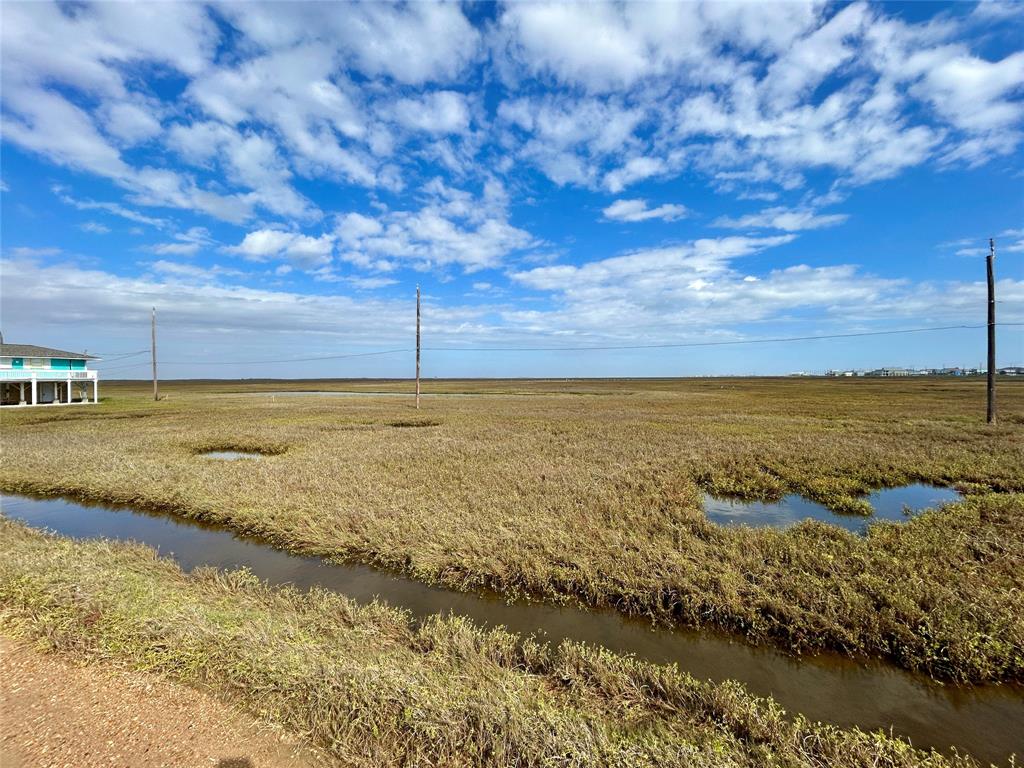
[92,349,149,358]
[92,322,1024,370]
[154,348,410,365]
[422,323,1023,353]
[97,361,152,372]
[94,350,149,363]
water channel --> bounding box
[1,492,1020,764]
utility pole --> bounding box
[415,285,421,410]
[987,239,996,424]
[151,306,159,402]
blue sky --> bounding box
[1,0,1021,379]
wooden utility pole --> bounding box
[415,285,421,409]
[151,306,159,402]
[987,239,996,424]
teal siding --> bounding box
[51,359,72,370]
[70,359,86,370]
[11,358,23,369]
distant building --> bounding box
[865,367,912,377]
[0,343,100,406]
[999,366,1024,376]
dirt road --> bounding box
[0,636,327,768]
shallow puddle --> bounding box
[200,451,264,460]
[1,492,1020,763]
[705,483,962,535]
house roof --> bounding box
[0,343,97,360]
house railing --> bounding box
[0,369,98,381]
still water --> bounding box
[705,484,963,534]
[2,492,1020,764]
[200,451,264,460]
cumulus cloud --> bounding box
[225,229,335,269]
[335,181,535,273]
[602,198,689,223]
[4,0,1021,229]
[387,91,472,135]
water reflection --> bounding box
[705,484,962,535]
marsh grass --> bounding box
[2,377,1022,682]
[0,520,981,768]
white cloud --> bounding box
[498,95,647,187]
[506,234,1024,343]
[514,236,796,292]
[491,2,1024,192]
[387,91,472,135]
[218,2,479,85]
[147,227,217,257]
[151,243,203,256]
[225,229,334,269]
[149,260,243,280]
[714,207,849,232]
[2,86,131,179]
[80,222,111,235]
[911,51,1024,133]
[602,199,689,223]
[603,156,672,193]
[166,122,317,220]
[346,276,398,290]
[54,187,168,228]
[6,246,62,258]
[0,257,493,350]
[101,101,163,145]
[334,182,535,273]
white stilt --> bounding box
[31,378,38,406]
[19,382,26,405]
[93,378,99,404]
[66,378,73,404]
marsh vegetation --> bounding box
[2,377,1021,685]
[0,519,995,767]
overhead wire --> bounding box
[92,322,1023,370]
[93,350,149,363]
[422,323,1023,353]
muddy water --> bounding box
[200,451,264,460]
[2,492,1021,764]
[705,484,963,535]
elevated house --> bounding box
[0,343,99,406]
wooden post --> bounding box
[987,239,996,424]
[151,306,159,402]
[415,285,421,410]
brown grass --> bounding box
[1,377,1022,681]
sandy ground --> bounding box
[0,636,328,768]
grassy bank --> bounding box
[0,519,981,768]
[1,378,1022,681]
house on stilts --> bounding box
[0,343,99,406]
